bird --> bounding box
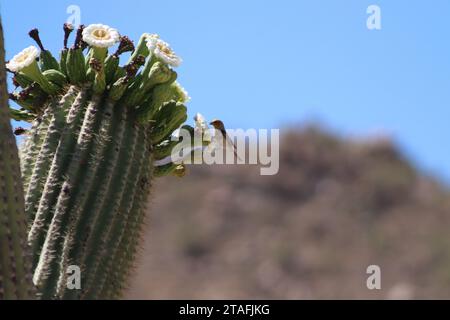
[209,119,242,161]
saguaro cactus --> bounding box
[0,18,34,299]
[7,23,196,299]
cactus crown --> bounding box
[8,24,190,165]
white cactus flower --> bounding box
[172,82,191,103]
[146,37,182,67]
[6,46,39,72]
[144,33,160,41]
[82,24,120,48]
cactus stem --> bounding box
[60,100,127,299]
[12,24,197,299]
[0,17,33,299]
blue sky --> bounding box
[2,0,450,182]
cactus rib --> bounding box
[80,115,139,299]
[94,126,147,298]
[20,108,53,191]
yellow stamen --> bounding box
[93,29,111,40]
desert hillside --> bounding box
[126,126,450,299]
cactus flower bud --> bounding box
[66,47,86,84]
[127,33,158,64]
[145,61,173,89]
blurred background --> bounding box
[2,0,450,298]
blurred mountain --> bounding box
[126,126,450,299]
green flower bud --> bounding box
[150,102,187,144]
[108,76,129,101]
[144,61,173,90]
[40,50,60,71]
[59,49,68,76]
[43,69,67,87]
[153,162,178,177]
[9,108,36,122]
[89,58,106,94]
[127,33,154,64]
[154,140,180,160]
[66,48,86,84]
[14,72,33,88]
[104,55,120,85]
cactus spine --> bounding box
[7,24,194,299]
[0,17,34,299]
